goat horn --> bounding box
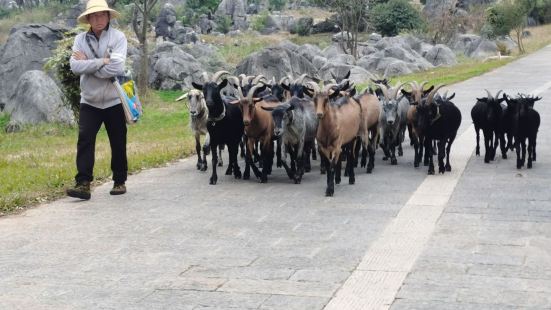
[211,70,230,82]
[252,75,267,85]
[247,84,263,102]
[392,82,407,99]
[175,92,188,102]
[426,84,446,106]
[201,72,209,83]
[377,84,390,100]
[495,90,503,99]
[442,90,449,100]
[322,83,337,93]
[305,81,320,93]
[227,76,244,99]
[278,76,290,85]
[484,89,493,100]
[294,73,308,85]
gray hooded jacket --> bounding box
[70,25,127,109]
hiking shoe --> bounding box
[110,183,126,195]
[67,182,91,200]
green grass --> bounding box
[0,91,195,215]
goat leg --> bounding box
[218,145,224,167]
[366,141,375,174]
[325,159,335,197]
[195,134,202,170]
[475,127,480,156]
[209,143,218,185]
[437,140,446,174]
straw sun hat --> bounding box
[77,0,121,24]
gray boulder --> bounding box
[149,42,204,90]
[332,31,351,42]
[312,55,328,70]
[155,3,177,40]
[0,23,67,112]
[321,44,346,58]
[234,46,317,81]
[171,25,199,44]
[384,60,413,77]
[331,54,356,65]
[466,37,498,59]
[297,44,321,62]
[318,64,374,84]
[424,44,457,66]
[451,34,480,53]
[178,43,228,73]
[6,70,74,132]
[277,40,300,53]
[215,0,247,30]
[423,0,455,19]
[270,14,295,31]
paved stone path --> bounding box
[1,46,551,309]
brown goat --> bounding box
[310,83,363,196]
[230,83,280,183]
[356,90,381,173]
[402,81,435,167]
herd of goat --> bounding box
[176,70,542,196]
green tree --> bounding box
[486,0,533,53]
[370,0,423,37]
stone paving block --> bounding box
[217,278,338,297]
[140,290,269,309]
[182,266,295,281]
[289,269,350,284]
[259,295,329,310]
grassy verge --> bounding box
[0,90,194,215]
[0,5,66,43]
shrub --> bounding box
[292,17,313,36]
[370,0,423,37]
[251,10,269,32]
[269,0,286,11]
[44,26,87,121]
[216,15,232,33]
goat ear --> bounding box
[304,88,313,98]
[281,83,290,91]
[401,89,411,97]
[192,82,203,90]
[447,93,455,101]
[253,98,263,103]
[329,90,340,99]
[261,106,274,112]
[349,87,357,97]
[229,99,240,105]
[535,96,543,102]
[218,79,228,89]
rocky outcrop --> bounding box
[6,70,74,132]
[148,42,205,90]
[0,24,67,113]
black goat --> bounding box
[415,85,462,174]
[192,71,245,184]
[471,89,506,163]
[504,94,541,169]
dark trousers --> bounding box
[75,103,127,184]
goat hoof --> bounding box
[366,167,373,174]
[428,169,435,175]
[200,165,208,172]
[528,162,532,169]
[209,177,217,185]
[234,170,242,179]
[243,173,250,180]
[325,189,334,197]
[446,165,451,171]
[391,158,397,165]
[398,151,403,157]
[502,154,507,159]
[196,163,202,170]
[218,162,223,167]
[382,156,388,161]
[260,178,267,183]
[439,167,445,174]
[484,159,490,163]
[349,177,355,185]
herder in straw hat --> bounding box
[67,0,129,200]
